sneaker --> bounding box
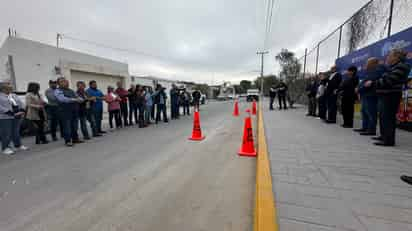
[353,128,366,132]
[18,145,29,151]
[3,148,15,155]
[372,136,383,141]
[401,175,412,185]
[65,141,74,147]
[359,131,376,136]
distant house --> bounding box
[0,36,130,94]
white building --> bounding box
[0,36,130,94]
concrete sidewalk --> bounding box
[263,105,412,231]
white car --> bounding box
[246,89,259,102]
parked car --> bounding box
[200,93,206,104]
[246,89,259,102]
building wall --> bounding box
[0,36,129,92]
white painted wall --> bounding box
[0,36,129,93]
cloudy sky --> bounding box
[0,0,371,84]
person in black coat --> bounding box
[317,74,328,120]
[364,49,411,146]
[338,66,359,128]
[269,85,277,110]
[276,80,288,110]
[306,76,318,116]
[325,66,342,123]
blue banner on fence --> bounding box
[336,26,412,80]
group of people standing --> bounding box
[305,49,411,148]
[269,79,289,110]
[0,77,201,155]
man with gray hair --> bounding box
[364,49,411,146]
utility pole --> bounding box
[56,33,62,48]
[257,51,269,95]
[388,0,395,38]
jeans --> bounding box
[318,96,327,120]
[341,98,355,127]
[308,97,317,115]
[0,119,22,150]
[109,110,121,128]
[379,93,402,145]
[46,105,62,139]
[269,97,275,110]
[78,114,90,139]
[60,110,79,143]
[361,96,378,132]
[32,120,47,143]
[120,102,128,126]
[278,94,287,109]
[156,104,168,123]
[171,101,179,119]
[129,102,138,125]
[145,105,153,124]
[93,108,103,132]
[138,104,145,127]
[327,94,338,122]
[183,102,190,115]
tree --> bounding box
[253,75,279,96]
[234,85,243,95]
[194,84,210,97]
[239,80,252,93]
[275,49,303,106]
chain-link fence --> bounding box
[291,0,412,104]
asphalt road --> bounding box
[0,101,255,231]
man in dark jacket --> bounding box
[355,58,386,135]
[269,85,276,110]
[364,49,411,146]
[170,84,179,120]
[338,66,359,128]
[325,66,342,123]
[276,80,288,110]
[128,84,138,125]
[154,84,168,123]
[306,76,318,116]
[192,90,201,111]
[54,78,83,146]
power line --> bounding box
[60,33,168,61]
[263,0,276,50]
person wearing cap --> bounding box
[0,82,28,155]
[105,86,122,129]
[45,79,62,141]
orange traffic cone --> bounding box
[252,99,257,115]
[238,109,256,157]
[233,100,240,116]
[189,110,205,141]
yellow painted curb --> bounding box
[254,102,279,231]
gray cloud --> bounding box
[1,0,370,83]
